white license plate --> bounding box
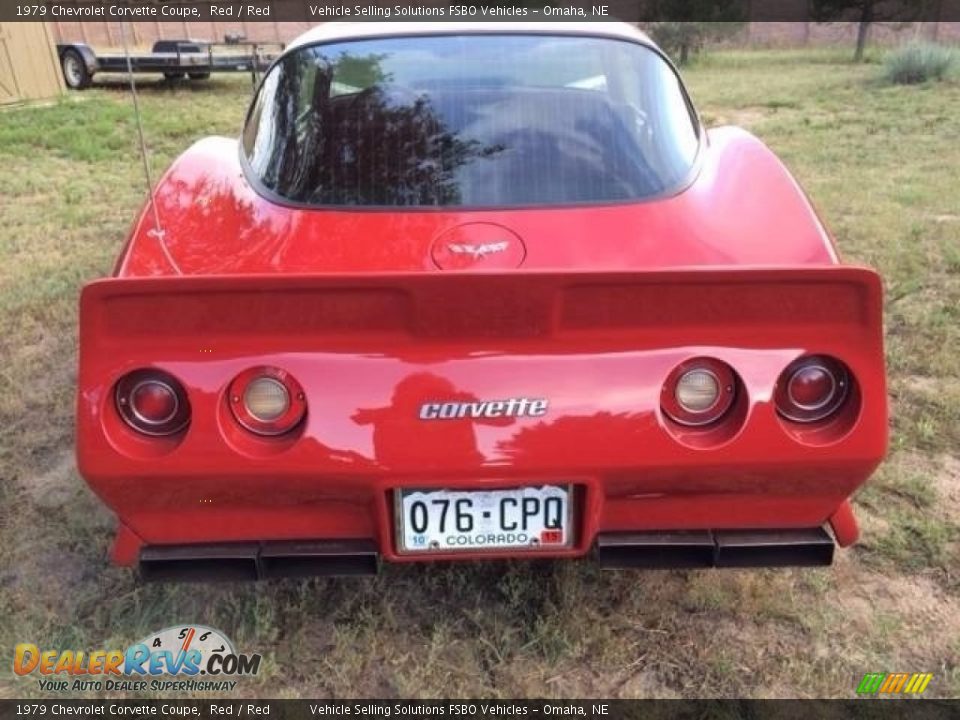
[397,485,573,553]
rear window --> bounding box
[242,34,700,208]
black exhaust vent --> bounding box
[596,531,715,568]
[597,527,834,569]
[259,539,379,578]
[714,528,834,568]
[140,543,260,582]
[139,539,379,582]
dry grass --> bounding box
[1,53,958,699]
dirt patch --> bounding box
[858,504,892,536]
[832,554,960,665]
[901,375,960,397]
[20,450,77,509]
[705,107,770,129]
[934,454,960,517]
[6,547,89,600]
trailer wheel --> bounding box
[164,72,185,81]
[61,49,92,90]
[188,72,211,81]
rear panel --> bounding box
[77,267,886,560]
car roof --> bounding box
[286,21,655,53]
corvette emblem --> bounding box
[446,241,509,259]
[419,397,548,420]
[431,223,525,269]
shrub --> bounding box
[883,42,957,85]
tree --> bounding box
[642,1,747,65]
[647,21,746,65]
[811,0,937,62]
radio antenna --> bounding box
[119,21,182,275]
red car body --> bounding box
[77,22,886,580]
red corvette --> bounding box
[77,22,886,580]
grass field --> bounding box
[1,49,958,699]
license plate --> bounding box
[397,485,573,554]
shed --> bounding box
[0,22,64,105]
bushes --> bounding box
[883,42,957,85]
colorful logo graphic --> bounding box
[14,625,260,693]
[857,672,933,695]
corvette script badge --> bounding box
[419,397,548,420]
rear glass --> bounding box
[242,34,700,208]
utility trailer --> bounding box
[56,37,283,90]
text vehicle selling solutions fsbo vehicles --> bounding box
[76,22,887,581]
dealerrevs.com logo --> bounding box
[14,625,260,693]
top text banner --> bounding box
[5,0,955,23]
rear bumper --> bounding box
[118,499,860,580]
[135,527,838,582]
[105,478,866,567]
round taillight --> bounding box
[775,355,849,423]
[243,377,289,422]
[676,369,721,413]
[116,369,190,436]
[229,367,306,436]
[132,381,178,423]
[662,358,736,427]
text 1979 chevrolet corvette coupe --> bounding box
[77,22,886,581]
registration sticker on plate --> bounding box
[397,485,572,553]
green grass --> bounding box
[1,54,959,699]
[883,42,958,85]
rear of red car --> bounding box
[78,268,885,578]
[76,24,886,580]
